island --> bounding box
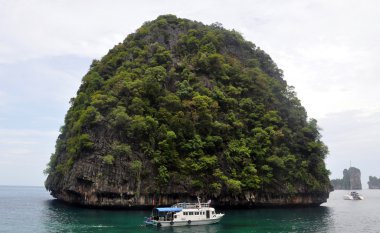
[331,167,362,190]
[44,15,331,208]
[368,176,380,189]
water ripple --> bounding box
[1,187,380,233]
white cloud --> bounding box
[0,0,161,63]
[0,91,6,107]
[0,55,91,133]
[0,129,58,138]
[0,128,58,185]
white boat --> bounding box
[343,191,364,200]
[343,194,353,200]
[144,198,224,227]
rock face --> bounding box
[45,15,331,208]
[368,176,380,189]
[330,167,362,190]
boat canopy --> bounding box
[155,207,182,212]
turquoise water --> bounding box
[1,186,380,232]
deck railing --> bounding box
[172,202,210,209]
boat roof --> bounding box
[155,207,183,212]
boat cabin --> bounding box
[152,207,182,221]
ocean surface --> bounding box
[1,186,380,233]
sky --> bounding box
[1,0,380,187]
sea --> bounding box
[0,186,380,233]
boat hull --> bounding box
[343,192,364,200]
[343,195,353,200]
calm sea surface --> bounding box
[1,186,380,233]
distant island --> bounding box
[44,15,331,208]
[331,167,362,190]
[368,176,380,189]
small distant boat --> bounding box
[144,198,224,227]
[343,191,364,200]
[343,193,353,200]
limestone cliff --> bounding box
[331,167,362,190]
[45,15,331,207]
[368,176,380,189]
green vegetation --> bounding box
[102,154,114,165]
[45,15,330,196]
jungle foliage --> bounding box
[45,15,330,195]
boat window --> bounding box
[174,215,177,218]
[212,211,215,215]
[195,212,199,215]
[189,212,193,215]
[184,212,188,215]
